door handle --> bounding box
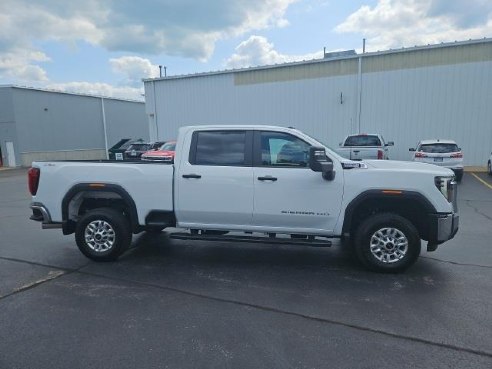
[182,174,201,179]
[257,176,277,181]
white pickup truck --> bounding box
[29,125,459,273]
[337,134,394,160]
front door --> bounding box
[252,131,344,235]
[175,130,254,230]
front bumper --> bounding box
[428,212,459,245]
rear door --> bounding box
[175,130,255,230]
[252,130,344,235]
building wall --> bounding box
[4,87,147,167]
[103,99,149,148]
[146,39,492,166]
[145,73,358,145]
[0,88,20,167]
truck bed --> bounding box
[31,161,174,225]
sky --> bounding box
[0,0,491,101]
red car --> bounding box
[141,141,176,162]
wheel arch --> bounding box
[342,190,437,241]
[62,183,139,235]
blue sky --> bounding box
[0,0,490,100]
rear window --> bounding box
[344,135,381,146]
[419,143,459,153]
[193,131,246,166]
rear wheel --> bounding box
[75,208,132,261]
[488,161,492,176]
[353,213,421,273]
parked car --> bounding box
[141,141,176,162]
[488,152,492,175]
[109,139,150,160]
[337,134,394,160]
[28,125,459,273]
[108,138,132,160]
[409,139,463,181]
[123,143,154,160]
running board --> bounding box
[169,232,332,247]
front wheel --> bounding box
[488,161,492,176]
[75,208,132,261]
[353,213,421,273]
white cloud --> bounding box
[0,0,297,61]
[0,0,299,95]
[110,56,160,87]
[336,0,492,51]
[45,82,144,101]
[0,50,50,82]
[225,35,323,68]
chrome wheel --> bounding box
[84,220,116,252]
[369,227,408,263]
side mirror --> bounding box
[409,148,416,152]
[386,141,394,146]
[339,142,343,147]
[458,148,461,151]
[309,147,335,180]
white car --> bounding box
[488,152,492,175]
[410,140,464,182]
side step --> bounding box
[169,232,332,247]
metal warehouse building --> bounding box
[144,38,492,166]
[0,86,148,167]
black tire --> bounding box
[75,208,132,261]
[455,171,463,182]
[353,213,421,273]
[488,161,492,176]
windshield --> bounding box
[419,143,459,153]
[344,135,381,146]
[160,142,176,151]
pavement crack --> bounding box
[75,269,492,359]
[0,256,91,300]
[421,256,492,269]
[465,200,492,221]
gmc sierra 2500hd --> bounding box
[29,125,459,273]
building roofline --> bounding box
[143,37,492,83]
[0,84,144,103]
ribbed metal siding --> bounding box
[10,88,146,152]
[360,61,492,165]
[146,73,359,149]
[147,40,492,166]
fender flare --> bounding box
[341,190,437,235]
[61,183,139,234]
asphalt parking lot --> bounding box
[0,168,491,369]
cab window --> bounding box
[190,130,250,166]
[258,132,310,167]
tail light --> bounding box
[415,152,427,158]
[450,152,463,158]
[28,167,40,195]
[377,150,383,159]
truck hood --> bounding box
[361,159,455,176]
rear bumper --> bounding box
[30,203,62,229]
[428,212,459,245]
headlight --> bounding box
[435,176,456,202]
